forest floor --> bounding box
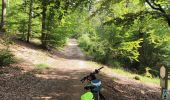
[0,39,166,100]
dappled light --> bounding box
[0,0,170,99]
[0,38,163,100]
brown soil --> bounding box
[0,39,164,100]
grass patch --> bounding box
[88,61,164,87]
[0,49,15,67]
[36,63,49,70]
[110,67,160,84]
[112,77,119,82]
[111,67,170,88]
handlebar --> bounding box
[80,66,104,83]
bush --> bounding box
[0,49,14,67]
[133,76,140,80]
[45,26,69,48]
[108,60,123,68]
[78,34,108,62]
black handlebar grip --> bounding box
[98,66,104,70]
[80,66,104,82]
[95,66,104,73]
[80,76,89,83]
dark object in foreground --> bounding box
[80,66,106,100]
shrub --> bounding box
[45,27,69,48]
[133,76,140,80]
[108,60,123,68]
[78,34,107,62]
[0,49,14,67]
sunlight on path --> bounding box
[1,39,161,100]
[10,39,94,72]
[59,39,86,60]
[6,39,96,99]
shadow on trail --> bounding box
[6,39,162,100]
[12,38,43,50]
[0,67,89,100]
[13,39,87,61]
[0,66,161,100]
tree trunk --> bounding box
[41,0,47,48]
[23,0,27,12]
[166,16,170,26]
[27,0,33,42]
[1,0,7,33]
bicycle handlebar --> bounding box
[80,66,104,83]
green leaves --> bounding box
[1,0,170,76]
[0,49,14,67]
[76,0,170,76]
[118,40,142,62]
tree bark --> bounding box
[1,0,7,33]
[41,0,47,48]
[27,0,33,42]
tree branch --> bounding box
[145,0,166,14]
[145,0,170,26]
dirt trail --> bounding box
[0,39,162,100]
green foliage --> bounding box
[78,21,142,65]
[133,76,140,80]
[144,67,153,78]
[18,19,28,40]
[77,0,170,77]
[46,26,69,47]
[0,0,95,48]
[0,49,14,67]
[78,33,107,62]
[1,0,170,77]
[136,15,170,69]
[36,63,49,70]
[107,60,123,68]
[7,0,24,33]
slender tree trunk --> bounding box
[27,0,33,42]
[41,0,47,48]
[126,0,129,8]
[1,0,7,33]
[166,16,170,26]
[23,0,27,12]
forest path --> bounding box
[0,39,161,100]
